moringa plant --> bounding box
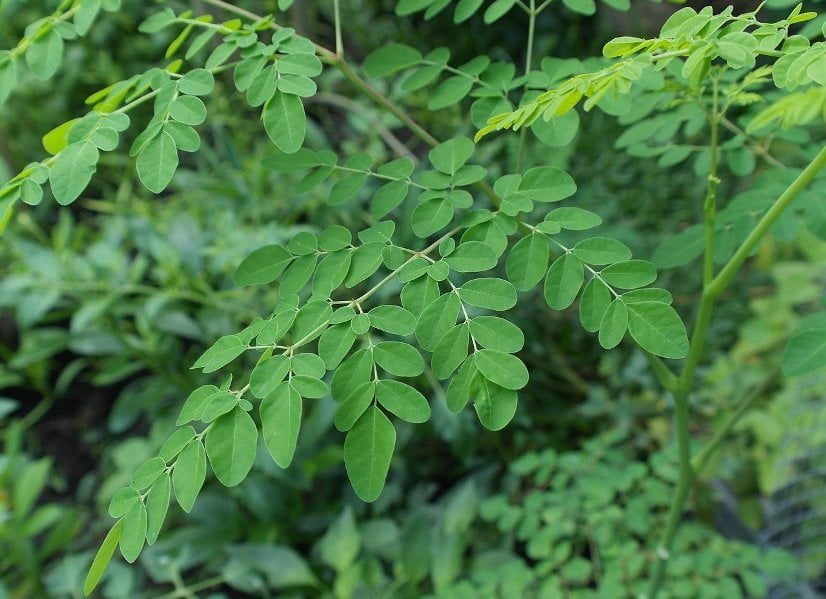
[1,0,825,597]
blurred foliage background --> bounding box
[0,0,824,597]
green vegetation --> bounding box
[1,0,825,597]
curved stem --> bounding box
[645,145,826,599]
[709,146,826,298]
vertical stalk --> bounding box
[524,0,536,78]
[332,0,343,56]
[516,0,537,172]
[647,81,722,598]
[646,145,826,598]
[703,77,720,287]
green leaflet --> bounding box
[546,207,602,231]
[84,520,122,596]
[346,242,385,287]
[626,301,689,359]
[145,474,171,545]
[429,137,475,175]
[319,324,357,369]
[458,278,517,311]
[119,500,147,563]
[572,237,632,265]
[376,379,431,423]
[263,91,306,153]
[280,253,317,295]
[412,198,453,238]
[579,278,612,333]
[373,341,425,377]
[432,324,470,379]
[177,385,220,424]
[193,335,246,373]
[200,391,237,422]
[416,293,461,351]
[484,0,517,23]
[26,28,63,80]
[130,457,165,490]
[344,406,396,502]
[329,172,368,205]
[428,76,474,110]
[454,0,484,23]
[368,305,416,336]
[172,439,206,513]
[108,486,139,518]
[49,141,99,205]
[782,313,826,376]
[513,167,577,203]
[291,353,326,377]
[601,260,657,289]
[363,43,422,77]
[319,224,353,250]
[445,241,497,272]
[473,378,517,431]
[533,109,580,147]
[179,68,215,95]
[506,233,549,291]
[290,375,328,398]
[335,381,376,432]
[473,349,529,390]
[623,288,673,305]
[598,299,628,349]
[292,302,331,345]
[169,95,207,125]
[468,316,524,353]
[159,426,196,461]
[351,313,370,335]
[314,251,351,295]
[250,355,291,398]
[563,0,596,15]
[205,407,258,486]
[331,348,374,401]
[372,180,410,218]
[139,8,177,33]
[261,382,302,467]
[74,0,102,36]
[136,131,178,193]
[544,253,584,310]
[447,358,477,412]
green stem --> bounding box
[153,576,225,599]
[702,78,720,287]
[332,0,343,56]
[331,58,439,147]
[708,146,826,299]
[516,0,536,172]
[646,145,826,599]
[525,0,536,78]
